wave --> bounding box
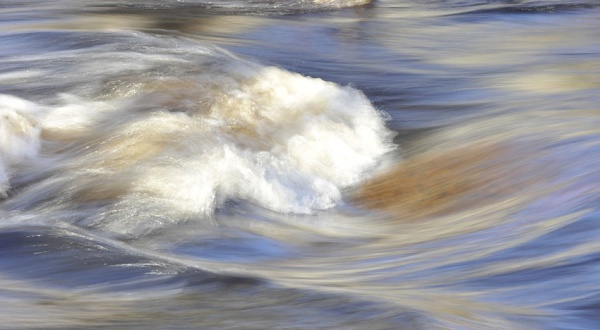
[10,0,373,17]
[119,0,373,12]
[0,31,394,237]
[440,0,600,17]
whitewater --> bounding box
[1,1,600,329]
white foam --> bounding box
[0,95,42,197]
[3,57,394,236]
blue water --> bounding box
[1,1,600,329]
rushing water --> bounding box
[1,1,600,329]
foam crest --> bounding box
[4,62,393,236]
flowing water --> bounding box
[1,1,600,329]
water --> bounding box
[1,1,600,329]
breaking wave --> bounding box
[0,31,393,236]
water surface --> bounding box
[1,1,600,329]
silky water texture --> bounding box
[1,1,600,329]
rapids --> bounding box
[1,1,600,329]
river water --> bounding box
[1,1,600,329]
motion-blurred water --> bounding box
[1,1,600,329]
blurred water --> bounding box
[1,1,600,329]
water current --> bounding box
[1,1,600,329]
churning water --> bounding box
[1,1,600,329]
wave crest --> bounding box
[2,53,393,236]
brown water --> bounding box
[1,1,600,329]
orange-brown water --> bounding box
[354,142,544,217]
